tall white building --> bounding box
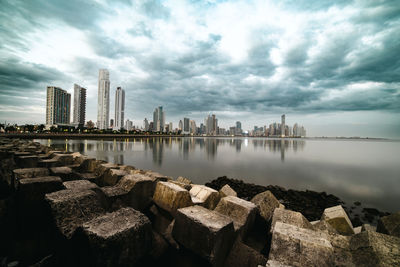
[153,106,165,132]
[204,114,218,135]
[73,84,86,126]
[97,69,110,129]
[46,86,71,126]
[114,87,125,130]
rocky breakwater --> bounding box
[0,137,399,267]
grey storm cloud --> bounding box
[0,0,399,136]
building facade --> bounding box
[281,114,286,137]
[46,86,71,126]
[153,106,165,132]
[114,87,125,130]
[72,84,86,126]
[97,69,110,130]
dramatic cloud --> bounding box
[0,0,399,137]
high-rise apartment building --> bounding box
[72,84,86,126]
[114,87,125,129]
[178,120,183,131]
[153,106,165,132]
[143,118,149,131]
[183,117,190,133]
[46,86,71,126]
[97,69,110,129]
[235,121,242,135]
[281,114,286,137]
[205,114,218,135]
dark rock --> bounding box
[73,207,152,267]
[16,155,38,168]
[97,186,129,211]
[45,189,105,239]
[49,167,79,181]
[250,190,280,222]
[223,239,267,267]
[62,180,98,191]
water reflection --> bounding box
[46,137,305,166]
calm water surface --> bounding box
[36,137,400,212]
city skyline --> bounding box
[0,1,399,138]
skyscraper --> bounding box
[143,118,149,131]
[178,120,183,131]
[236,121,242,135]
[114,87,125,129]
[72,84,86,126]
[46,86,71,126]
[281,114,286,137]
[183,117,190,134]
[205,114,218,135]
[97,69,110,130]
[153,106,165,132]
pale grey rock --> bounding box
[153,181,193,215]
[321,205,354,235]
[250,190,280,222]
[219,184,237,198]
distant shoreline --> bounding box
[0,133,392,141]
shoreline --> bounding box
[0,133,393,141]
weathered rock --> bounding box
[269,222,334,266]
[145,171,172,182]
[354,226,362,234]
[177,176,192,184]
[96,163,119,177]
[74,207,152,266]
[62,180,98,191]
[45,189,105,239]
[173,205,235,267]
[77,157,98,172]
[97,186,128,211]
[327,233,354,267]
[223,239,267,267]
[102,168,128,186]
[16,155,38,168]
[214,196,257,237]
[77,172,98,184]
[271,208,314,232]
[190,184,220,210]
[250,190,280,222]
[70,152,85,164]
[219,184,237,198]
[153,181,193,215]
[377,212,400,238]
[149,205,176,247]
[49,167,78,181]
[350,230,400,266]
[117,174,154,211]
[361,223,376,232]
[118,165,136,172]
[321,205,354,235]
[51,153,74,166]
[12,168,49,188]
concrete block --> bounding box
[214,196,257,237]
[102,168,128,186]
[63,180,98,191]
[98,186,129,211]
[16,155,38,168]
[51,153,74,166]
[117,174,154,211]
[45,189,105,239]
[223,239,267,267]
[190,184,220,210]
[269,222,333,266]
[321,205,354,235]
[153,181,193,215]
[49,167,78,181]
[271,208,313,232]
[176,176,192,184]
[219,184,237,198]
[74,207,152,266]
[251,190,280,222]
[173,205,235,267]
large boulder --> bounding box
[190,184,220,210]
[270,208,313,232]
[172,205,235,267]
[350,230,400,266]
[17,176,64,201]
[377,212,400,238]
[153,181,193,215]
[214,196,257,238]
[117,174,154,211]
[16,155,38,168]
[73,207,152,267]
[219,184,237,198]
[321,205,354,235]
[95,163,119,177]
[269,222,334,266]
[45,189,105,239]
[250,190,280,222]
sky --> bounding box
[0,0,399,138]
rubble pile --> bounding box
[0,137,399,266]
